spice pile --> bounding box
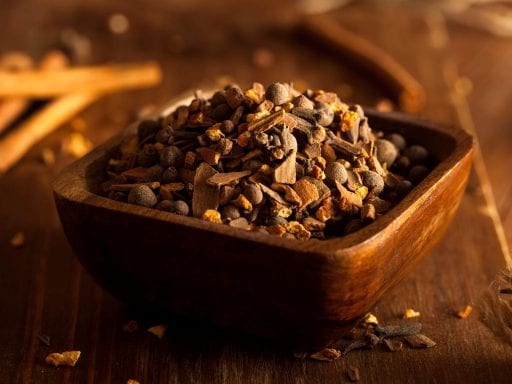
[103,82,432,240]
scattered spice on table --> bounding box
[147,324,167,339]
[347,366,361,382]
[295,312,436,362]
[403,308,420,319]
[45,350,81,367]
[122,320,140,333]
[127,380,141,384]
[456,305,473,319]
[9,231,25,248]
[37,334,51,347]
[104,83,434,240]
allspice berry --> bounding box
[243,184,264,205]
[408,165,429,184]
[386,133,406,150]
[168,200,190,216]
[376,139,398,167]
[161,167,178,183]
[324,162,348,186]
[221,205,241,221]
[361,170,385,194]
[265,83,289,105]
[128,185,157,207]
[155,126,174,145]
[137,144,159,167]
[404,145,429,165]
[160,146,184,168]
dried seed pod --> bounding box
[137,144,159,167]
[137,119,160,139]
[155,126,174,145]
[361,170,384,194]
[224,85,245,109]
[265,82,289,105]
[404,144,429,165]
[161,166,178,183]
[375,139,398,167]
[215,138,233,155]
[127,185,157,207]
[145,164,164,181]
[313,102,334,126]
[210,103,232,121]
[220,119,235,134]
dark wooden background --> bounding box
[1,1,511,383]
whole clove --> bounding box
[104,82,433,240]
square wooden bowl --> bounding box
[53,96,474,348]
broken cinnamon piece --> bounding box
[147,324,167,339]
[257,182,289,205]
[196,147,221,165]
[9,231,25,248]
[309,348,341,362]
[292,178,319,210]
[45,351,81,367]
[335,181,363,208]
[271,183,302,206]
[247,109,285,133]
[192,163,220,217]
[456,305,473,319]
[274,150,297,184]
[0,61,162,97]
[160,182,185,192]
[206,170,251,186]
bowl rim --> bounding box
[53,93,475,256]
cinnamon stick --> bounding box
[0,61,162,97]
[0,92,97,173]
[0,50,69,135]
[299,15,425,113]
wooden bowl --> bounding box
[53,96,474,348]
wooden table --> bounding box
[1,1,511,383]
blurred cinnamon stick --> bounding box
[299,15,425,113]
[0,50,69,135]
[0,92,97,173]
[0,61,162,97]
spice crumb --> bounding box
[363,312,379,326]
[347,366,360,382]
[403,308,420,319]
[127,380,140,384]
[456,305,473,319]
[45,351,81,367]
[41,148,56,166]
[38,334,51,346]
[62,132,93,158]
[309,348,341,362]
[109,13,130,34]
[147,324,167,339]
[122,320,139,333]
[10,232,25,248]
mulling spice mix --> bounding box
[102,82,433,240]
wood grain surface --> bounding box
[0,1,511,383]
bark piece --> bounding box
[192,163,220,217]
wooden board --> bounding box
[0,2,510,383]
